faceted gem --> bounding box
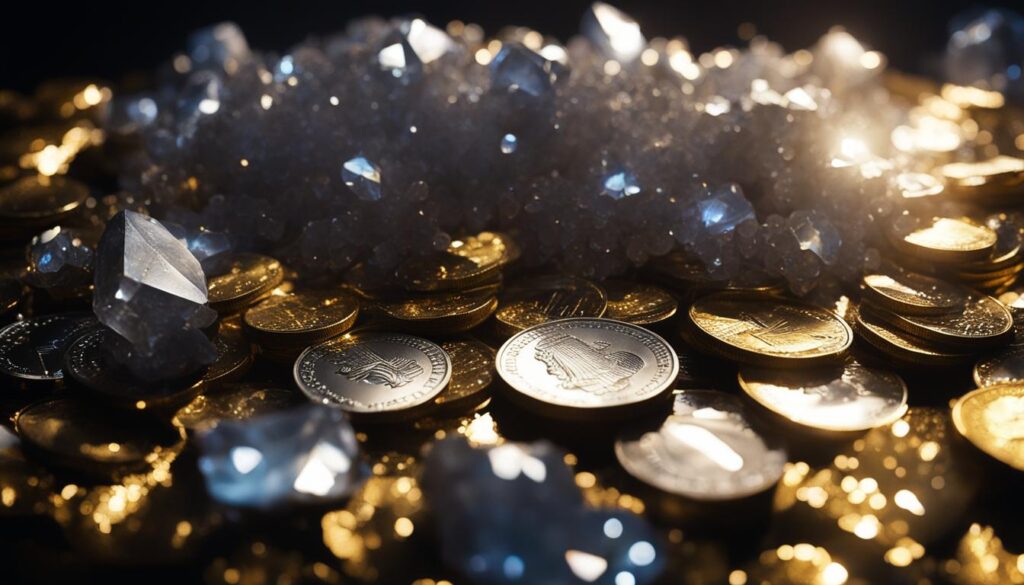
[696,184,756,235]
[25,226,94,289]
[788,210,842,265]
[378,32,424,79]
[397,17,454,65]
[601,170,641,200]
[196,403,366,508]
[163,221,233,272]
[946,9,1024,98]
[186,22,251,73]
[491,44,562,97]
[342,156,383,201]
[581,3,646,63]
[93,210,216,377]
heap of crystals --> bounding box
[111,4,1024,295]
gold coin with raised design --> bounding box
[870,292,1012,350]
[684,292,852,367]
[861,270,966,315]
[434,339,496,411]
[952,383,1024,471]
[373,291,498,334]
[207,254,284,314]
[494,276,607,336]
[243,290,359,348]
[603,281,678,326]
[893,217,997,264]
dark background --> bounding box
[2,0,1021,92]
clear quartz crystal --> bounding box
[342,156,383,201]
[197,404,366,508]
[490,44,562,96]
[697,184,756,235]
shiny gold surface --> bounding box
[896,217,997,263]
[375,291,498,334]
[435,339,495,408]
[174,385,296,432]
[952,384,1024,471]
[447,231,520,268]
[207,254,284,313]
[604,280,678,325]
[244,290,359,346]
[495,276,607,335]
[862,271,965,316]
[876,293,1013,349]
[854,307,973,366]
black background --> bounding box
[3,0,1022,92]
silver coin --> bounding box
[496,318,678,411]
[294,332,451,415]
[615,390,787,501]
[738,360,908,432]
[974,346,1024,387]
[0,313,95,380]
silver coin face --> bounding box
[496,318,678,410]
[974,346,1024,387]
[0,313,95,380]
[294,332,451,414]
[738,361,908,432]
[615,390,787,500]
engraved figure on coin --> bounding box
[332,345,423,388]
[534,333,643,395]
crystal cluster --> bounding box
[112,4,1020,294]
[423,438,664,585]
[25,226,95,290]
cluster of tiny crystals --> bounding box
[115,3,995,296]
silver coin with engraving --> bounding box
[0,313,95,380]
[737,360,908,432]
[974,346,1024,387]
[615,390,787,501]
[496,318,678,415]
[294,331,451,417]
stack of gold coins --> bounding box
[206,253,285,314]
[243,290,360,362]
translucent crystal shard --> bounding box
[378,32,424,79]
[186,22,251,73]
[581,3,646,62]
[177,71,223,140]
[196,404,366,508]
[342,156,383,201]
[601,170,641,200]
[696,184,756,235]
[946,8,1024,99]
[490,44,562,97]
[788,210,841,265]
[25,226,94,289]
[397,17,454,65]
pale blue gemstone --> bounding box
[602,170,641,200]
[697,184,755,235]
[788,210,841,265]
[342,156,383,201]
[501,133,519,154]
[197,403,366,509]
[491,45,562,97]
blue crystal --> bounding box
[788,210,841,265]
[601,170,642,200]
[946,8,1024,99]
[697,184,756,235]
[26,226,94,289]
[197,403,366,508]
[186,22,251,73]
[491,44,562,97]
[342,156,383,201]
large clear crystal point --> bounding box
[490,44,562,97]
[696,183,756,235]
[93,210,216,357]
[581,2,646,63]
[197,403,366,508]
[342,156,383,201]
[186,22,251,73]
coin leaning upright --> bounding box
[496,318,678,415]
[294,332,451,418]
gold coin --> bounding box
[447,231,520,267]
[974,346,1024,387]
[853,306,973,366]
[862,271,966,315]
[374,291,498,334]
[737,360,908,432]
[0,176,88,224]
[942,156,1024,201]
[243,290,359,348]
[685,292,852,367]
[207,254,284,314]
[202,317,254,387]
[494,276,607,336]
[173,385,296,433]
[895,171,944,199]
[952,384,1024,471]
[435,339,496,411]
[873,292,1012,350]
[603,280,678,325]
[396,251,500,292]
[894,217,997,264]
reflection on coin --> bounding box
[207,254,284,314]
[615,390,786,500]
[294,332,451,418]
[854,307,972,366]
[875,293,1013,350]
[974,346,1024,387]
[495,276,607,336]
[374,291,497,334]
[174,385,296,433]
[244,291,359,347]
[604,281,678,325]
[738,361,908,432]
[895,217,997,264]
[15,398,184,475]
[0,176,89,222]
[435,339,495,411]
[862,271,965,316]
[396,252,499,292]
[448,231,520,268]
[896,172,944,199]
[204,317,254,386]
[686,293,852,367]
[0,313,94,380]
[0,277,23,316]
[496,318,678,415]
[952,384,1024,471]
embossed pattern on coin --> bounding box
[497,318,677,412]
[854,307,973,366]
[436,339,495,408]
[244,291,359,346]
[738,361,908,432]
[862,271,966,315]
[615,390,787,500]
[0,313,95,380]
[375,291,497,334]
[207,254,284,313]
[495,276,607,335]
[880,293,1013,348]
[686,293,852,366]
[295,332,451,416]
[952,384,1024,471]
[897,217,997,263]
[604,281,678,325]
